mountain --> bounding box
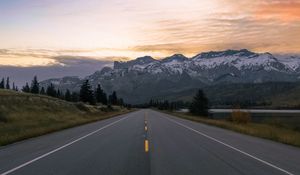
[40,49,300,104]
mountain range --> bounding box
[40,49,300,105]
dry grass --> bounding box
[163,111,300,147]
[0,90,132,146]
[230,109,251,124]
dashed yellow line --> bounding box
[145,140,149,152]
[145,126,148,131]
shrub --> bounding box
[230,109,251,124]
[75,102,90,112]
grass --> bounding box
[161,110,300,147]
[0,89,133,146]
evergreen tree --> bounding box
[6,77,10,89]
[71,92,79,102]
[65,89,71,101]
[0,78,4,89]
[102,92,108,105]
[46,84,57,97]
[79,80,95,105]
[118,98,124,106]
[95,84,104,103]
[189,89,209,116]
[30,76,39,94]
[109,91,118,105]
[12,82,16,91]
[22,83,30,93]
[40,87,46,95]
[56,89,61,98]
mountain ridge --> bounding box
[40,49,300,104]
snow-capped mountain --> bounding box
[40,49,300,103]
[108,49,299,82]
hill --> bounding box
[0,89,130,145]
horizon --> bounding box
[1,0,300,67]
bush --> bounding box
[75,102,90,112]
[230,109,251,124]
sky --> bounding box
[0,0,300,67]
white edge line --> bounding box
[1,116,128,175]
[165,117,294,175]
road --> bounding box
[0,109,299,175]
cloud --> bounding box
[0,49,132,67]
[255,0,300,22]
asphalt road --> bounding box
[0,109,299,175]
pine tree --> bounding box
[95,84,108,105]
[65,89,71,101]
[189,89,209,116]
[12,82,16,91]
[102,92,108,105]
[56,89,61,98]
[0,78,4,89]
[109,91,118,105]
[30,76,39,94]
[118,98,124,106]
[22,83,30,93]
[40,87,46,94]
[79,80,95,105]
[46,84,57,97]
[6,77,10,89]
[71,92,79,102]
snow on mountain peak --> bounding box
[111,49,300,76]
[161,54,188,63]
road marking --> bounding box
[145,126,148,131]
[145,140,149,152]
[0,116,129,175]
[165,117,295,175]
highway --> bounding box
[0,109,299,175]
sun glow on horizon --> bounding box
[0,0,300,66]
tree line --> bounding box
[1,76,124,106]
[134,89,209,116]
[0,77,18,91]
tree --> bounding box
[12,82,16,91]
[118,98,124,106]
[40,87,46,95]
[30,76,39,94]
[0,78,4,89]
[22,83,30,93]
[109,91,118,105]
[6,77,10,89]
[95,84,103,103]
[102,92,108,105]
[71,92,79,102]
[65,89,71,101]
[56,89,62,98]
[79,80,95,105]
[189,89,209,116]
[46,84,57,97]
[95,84,108,105]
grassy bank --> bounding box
[0,90,133,146]
[162,110,300,147]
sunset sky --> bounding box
[1,0,300,67]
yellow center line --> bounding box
[145,140,149,152]
[145,126,148,131]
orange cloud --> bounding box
[256,1,300,22]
